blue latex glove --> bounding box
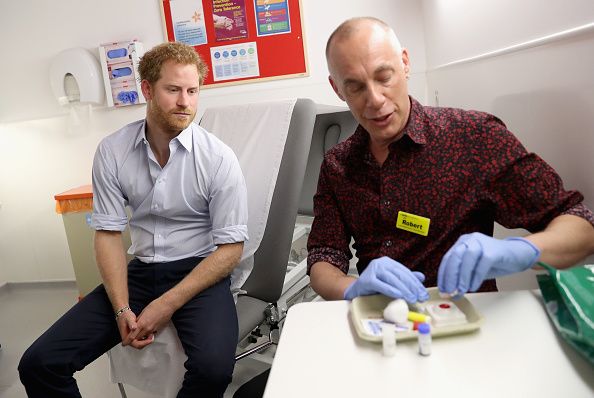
[344,256,430,303]
[438,232,541,295]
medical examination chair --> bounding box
[108,98,316,397]
[278,107,358,310]
[232,107,358,398]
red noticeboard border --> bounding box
[160,0,308,88]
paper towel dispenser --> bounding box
[49,48,104,106]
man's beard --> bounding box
[150,101,195,133]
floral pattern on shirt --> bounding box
[307,97,593,291]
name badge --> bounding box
[396,211,430,236]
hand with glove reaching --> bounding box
[344,256,430,303]
[438,232,540,296]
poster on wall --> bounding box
[161,0,307,87]
[210,42,259,81]
[254,0,291,36]
[170,0,208,46]
[212,0,249,42]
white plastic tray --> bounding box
[350,287,483,342]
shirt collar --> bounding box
[352,96,427,165]
[399,96,427,146]
[134,120,194,152]
[352,96,428,150]
[176,124,193,152]
[134,120,148,148]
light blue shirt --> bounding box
[91,120,248,263]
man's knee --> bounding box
[18,344,51,382]
[18,343,71,381]
[18,346,39,379]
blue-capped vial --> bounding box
[418,322,431,356]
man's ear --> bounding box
[401,48,411,79]
[328,76,345,101]
[141,80,152,101]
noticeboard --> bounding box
[160,0,308,88]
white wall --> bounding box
[0,0,427,283]
[422,0,594,67]
[422,0,594,288]
[422,0,594,202]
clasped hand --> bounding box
[117,298,175,349]
[344,256,429,303]
[438,232,540,296]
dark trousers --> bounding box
[18,257,239,398]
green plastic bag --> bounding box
[537,262,594,366]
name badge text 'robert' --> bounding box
[396,211,430,236]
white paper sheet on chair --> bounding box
[108,324,186,397]
[201,99,296,294]
[109,99,296,397]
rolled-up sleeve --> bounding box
[562,203,594,227]
[209,147,249,245]
[90,141,128,231]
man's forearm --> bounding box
[94,230,129,312]
[159,242,244,312]
[526,214,594,268]
[310,261,356,301]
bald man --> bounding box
[307,17,594,302]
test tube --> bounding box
[418,322,432,356]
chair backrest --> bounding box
[298,109,358,216]
[240,98,317,303]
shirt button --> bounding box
[383,199,391,206]
[384,240,393,247]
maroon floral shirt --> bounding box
[307,97,594,290]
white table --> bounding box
[264,291,594,398]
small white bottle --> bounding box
[382,323,397,357]
[417,322,432,356]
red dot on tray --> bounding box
[439,303,451,309]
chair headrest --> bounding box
[298,110,358,216]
